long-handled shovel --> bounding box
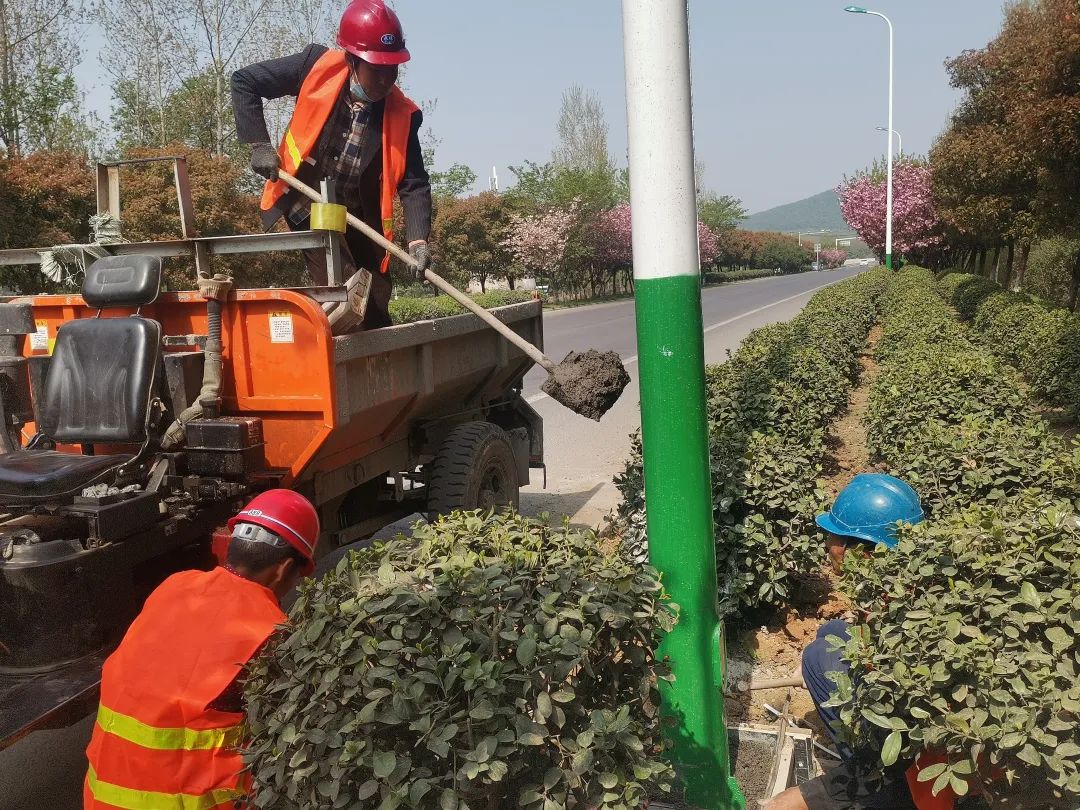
[278,171,629,421]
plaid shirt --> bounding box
[288,92,374,222]
[317,93,375,203]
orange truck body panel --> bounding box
[17,289,335,487]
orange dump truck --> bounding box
[0,158,543,748]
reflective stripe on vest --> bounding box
[86,765,243,810]
[85,568,284,809]
[95,704,245,752]
[283,130,303,171]
[258,48,420,274]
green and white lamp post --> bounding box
[621,1,743,807]
[846,5,895,269]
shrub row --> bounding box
[390,289,536,325]
[838,497,1080,804]
[245,511,675,810]
[836,268,1080,801]
[938,272,1080,416]
[615,268,889,618]
[866,267,1079,517]
[704,268,783,284]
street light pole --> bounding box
[846,6,894,269]
[875,126,902,159]
[622,1,743,807]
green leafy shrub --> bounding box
[938,272,1080,416]
[867,268,1079,516]
[615,269,889,617]
[244,511,676,810]
[390,289,535,325]
[834,496,1080,804]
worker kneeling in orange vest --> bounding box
[231,0,432,331]
[83,490,319,810]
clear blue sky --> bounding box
[76,1,1003,213]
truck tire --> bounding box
[427,422,520,515]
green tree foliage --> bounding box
[430,163,478,201]
[698,192,746,235]
[432,191,513,292]
[0,0,91,156]
[553,85,611,173]
[245,511,676,810]
[714,230,812,273]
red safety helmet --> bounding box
[337,0,410,66]
[228,489,319,576]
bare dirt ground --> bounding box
[726,325,882,752]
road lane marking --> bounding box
[525,274,854,405]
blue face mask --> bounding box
[350,80,375,104]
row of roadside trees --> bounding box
[837,0,1080,311]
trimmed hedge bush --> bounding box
[938,272,1080,416]
[701,266,819,285]
[867,268,1079,517]
[615,269,889,617]
[390,289,536,325]
[245,511,675,810]
[836,497,1080,804]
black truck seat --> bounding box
[0,256,163,501]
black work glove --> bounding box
[250,142,280,181]
[409,240,431,281]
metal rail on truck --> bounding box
[0,156,353,297]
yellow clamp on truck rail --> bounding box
[309,202,348,233]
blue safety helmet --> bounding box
[815,473,924,549]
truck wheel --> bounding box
[428,422,520,515]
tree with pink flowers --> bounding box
[592,203,633,269]
[837,161,945,264]
[819,248,848,269]
[502,204,579,288]
[698,221,720,269]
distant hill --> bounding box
[740,189,850,235]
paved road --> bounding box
[0,266,863,809]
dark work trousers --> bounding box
[286,210,393,330]
[798,619,917,809]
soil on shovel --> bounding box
[541,349,631,421]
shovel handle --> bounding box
[278,171,555,374]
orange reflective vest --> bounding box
[259,48,419,274]
[84,567,285,810]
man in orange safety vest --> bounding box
[231,0,432,329]
[83,490,319,809]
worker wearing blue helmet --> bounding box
[816,472,924,570]
[768,473,929,810]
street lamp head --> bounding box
[844,5,868,12]
[875,126,888,132]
